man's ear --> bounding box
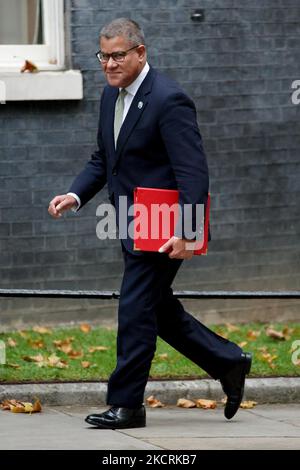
[137,45,146,62]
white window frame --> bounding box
[0,0,65,71]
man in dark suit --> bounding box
[48,18,252,429]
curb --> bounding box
[1,377,300,406]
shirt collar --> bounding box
[121,62,150,97]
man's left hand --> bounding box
[158,236,195,259]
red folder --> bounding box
[133,187,210,255]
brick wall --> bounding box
[0,0,300,327]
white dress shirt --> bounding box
[68,62,150,210]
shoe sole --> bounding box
[85,418,146,430]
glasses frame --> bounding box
[95,45,141,64]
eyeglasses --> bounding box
[96,45,140,64]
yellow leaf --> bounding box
[88,346,109,353]
[225,323,240,332]
[18,331,28,338]
[53,338,74,347]
[67,349,83,359]
[28,339,45,349]
[57,344,73,354]
[7,337,17,347]
[47,354,68,368]
[10,403,25,413]
[32,326,52,334]
[195,399,217,409]
[23,402,34,413]
[176,398,196,408]
[238,341,248,348]
[240,400,257,409]
[246,330,261,340]
[257,346,268,353]
[157,353,168,360]
[146,395,165,408]
[81,361,90,368]
[47,354,61,366]
[22,354,44,363]
[80,323,91,333]
[2,398,42,413]
[7,363,20,369]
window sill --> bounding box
[0,69,83,101]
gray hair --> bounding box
[100,18,145,46]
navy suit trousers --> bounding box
[106,248,242,408]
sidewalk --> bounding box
[1,404,300,450]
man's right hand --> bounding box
[48,194,77,219]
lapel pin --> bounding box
[138,101,143,109]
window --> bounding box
[0,0,65,70]
[0,0,83,101]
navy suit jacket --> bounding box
[69,66,209,253]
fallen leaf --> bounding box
[1,398,42,413]
[18,331,28,338]
[238,341,248,348]
[32,398,42,412]
[7,337,17,347]
[20,60,38,73]
[225,323,240,332]
[146,395,165,408]
[1,399,14,410]
[81,361,90,368]
[265,327,286,341]
[240,400,257,409]
[32,326,52,335]
[157,353,168,360]
[283,326,294,338]
[88,346,109,353]
[246,330,261,340]
[6,363,20,369]
[260,352,277,369]
[47,353,68,368]
[28,339,45,349]
[195,399,217,409]
[53,338,74,347]
[176,398,196,408]
[80,323,91,333]
[67,349,83,359]
[22,354,45,363]
[57,344,73,354]
[257,346,269,353]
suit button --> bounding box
[112,169,117,176]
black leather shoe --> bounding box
[85,405,146,429]
[220,352,252,420]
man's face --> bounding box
[99,35,146,88]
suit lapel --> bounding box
[113,67,156,165]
